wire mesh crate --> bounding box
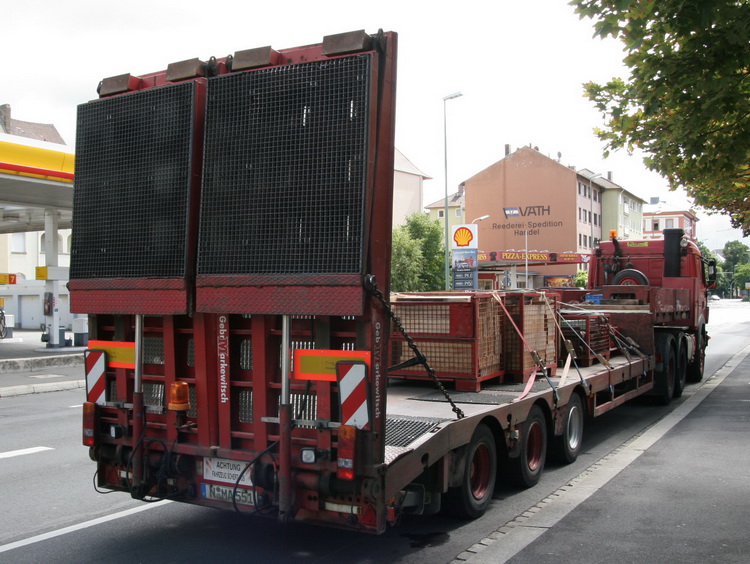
[559,313,611,366]
[501,292,558,383]
[388,292,503,391]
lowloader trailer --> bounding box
[72,30,713,534]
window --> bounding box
[455,208,461,217]
[652,220,660,231]
[594,213,598,226]
[11,233,26,253]
[588,210,592,223]
[438,210,444,218]
[579,233,582,247]
[666,219,674,229]
[594,190,598,202]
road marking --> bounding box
[0,501,171,554]
[0,447,54,460]
[69,404,82,408]
[28,374,66,379]
[456,342,750,564]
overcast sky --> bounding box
[4,0,748,251]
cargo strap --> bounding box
[365,276,464,420]
[492,292,559,406]
[541,295,593,394]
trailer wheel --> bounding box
[510,405,547,488]
[551,393,585,464]
[655,333,676,405]
[612,268,650,286]
[444,424,497,519]
[686,325,706,383]
[673,334,687,398]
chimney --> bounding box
[505,144,511,157]
[0,104,10,133]
[607,171,613,181]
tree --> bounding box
[571,0,750,235]
[573,269,589,288]
[402,212,446,290]
[390,226,425,292]
[734,263,750,292]
[722,240,750,271]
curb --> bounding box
[0,379,85,398]
[0,353,85,374]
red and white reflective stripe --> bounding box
[85,350,107,405]
[338,362,370,430]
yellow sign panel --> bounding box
[626,242,649,247]
[293,350,371,381]
[36,267,48,280]
[88,340,136,369]
[0,274,17,284]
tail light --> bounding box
[82,402,97,447]
[337,425,357,481]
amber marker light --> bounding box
[168,382,190,411]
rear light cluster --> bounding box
[82,402,96,447]
[336,425,357,481]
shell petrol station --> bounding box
[0,132,75,347]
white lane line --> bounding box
[69,404,82,408]
[0,447,54,460]
[0,501,171,554]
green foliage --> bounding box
[573,269,589,288]
[403,212,446,290]
[722,240,750,270]
[390,213,447,292]
[734,263,750,294]
[390,226,425,292]
[571,0,750,235]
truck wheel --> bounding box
[673,335,687,398]
[510,405,547,488]
[686,325,706,383]
[550,393,585,464]
[444,424,497,519]
[612,268,650,286]
[655,334,676,405]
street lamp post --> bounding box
[471,215,490,224]
[443,92,463,290]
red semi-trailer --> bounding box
[73,30,715,534]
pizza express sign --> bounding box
[495,205,563,236]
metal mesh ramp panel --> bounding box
[70,82,200,314]
[72,83,196,279]
[198,55,371,276]
[385,415,446,448]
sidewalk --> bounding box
[455,343,750,564]
[0,329,86,398]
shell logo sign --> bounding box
[453,226,473,247]
[451,224,479,249]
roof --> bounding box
[425,190,464,209]
[394,148,431,179]
[578,167,646,204]
[0,104,66,145]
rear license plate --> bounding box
[201,483,255,506]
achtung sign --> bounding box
[293,349,371,381]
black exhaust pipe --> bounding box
[663,228,684,278]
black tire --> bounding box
[550,393,585,464]
[509,405,547,488]
[443,424,497,519]
[655,333,676,405]
[0,315,5,340]
[686,325,706,383]
[612,268,650,285]
[673,334,687,398]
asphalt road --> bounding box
[0,300,747,563]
